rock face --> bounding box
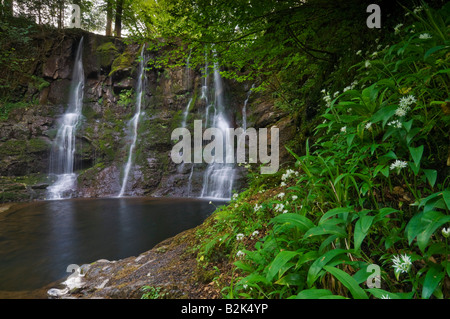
[0,29,291,203]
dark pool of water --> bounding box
[0,197,225,297]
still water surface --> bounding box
[0,197,225,297]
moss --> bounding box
[27,138,50,153]
[96,42,120,68]
[109,48,136,77]
[30,76,50,92]
[0,101,30,121]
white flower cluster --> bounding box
[365,122,373,130]
[392,254,412,275]
[343,80,358,92]
[251,230,259,237]
[388,119,402,128]
[277,192,285,199]
[413,6,423,14]
[236,250,245,258]
[281,169,298,184]
[232,193,239,200]
[442,227,450,238]
[394,23,403,35]
[274,203,287,214]
[291,195,298,201]
[236,233,245,241]
[321,90,333,107]
[390,160,408,171]
[254,203,263,212]
[396,94,416,117]
[340,126,347,133]
[419,33,432,40]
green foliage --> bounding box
[141,285,166,299]
[197,2,449,299]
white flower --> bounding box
[371,51,378,58]
[251,230,259,237]
[390,160,408,171]
[236,250,245,258]
[209,201,212,204]
[395,107,408,117]
[236,233,245,241]
[365,122,372,130]
[254,203,262,212]
[333,91,340,98]
[388,120,402,128]
[232,193,239,200]
[419,33,431,40]
[274,203,285,213]
[394,23,403,34]
[292,195,298,201]
[340,126,347,133]
[365,60,371,68]
[243,284,248,289]
[413,6,423,14]
[280,181,286,187]
[392,254,412,277]
[356,50,362,56]
[282,209,288,214]
[400,95,416,108]
[277,192,285,199]
[442,227,450,238]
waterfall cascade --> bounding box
[47,37,85,200]
[200,61,237,200]
[118,46,146,197]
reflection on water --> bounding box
[0,197,225,297]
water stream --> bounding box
[47,37,85,200]
[200,60,236,200]
[118,46,146,197]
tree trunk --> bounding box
[114,0,123,37]
[106,0,113,36]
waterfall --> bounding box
[200,61,236,200]
[118,46,146,197]
[47,37,85,200]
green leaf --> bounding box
[422,264,444,299]
[275,273,304,286]
[423,169,437,188]
[366,288,400,299]
[406,212,425,245]
[424,45,448,60]
[417,212,450,252]
[370,105,398,127]
[319,207,353,224]
[272,213,314,232]
[295,289,334,299]
[266,250,298,281]
[443,190,450,210]
[354,215,375,251]
[409,145,424,167]
[304,223,347,239]
[323,266,368,299]
[307,249,348,287]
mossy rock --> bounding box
[109,48,137,78]
[96,42,120,69]
[0,138,48,157]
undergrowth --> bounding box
[196,2,449,299]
